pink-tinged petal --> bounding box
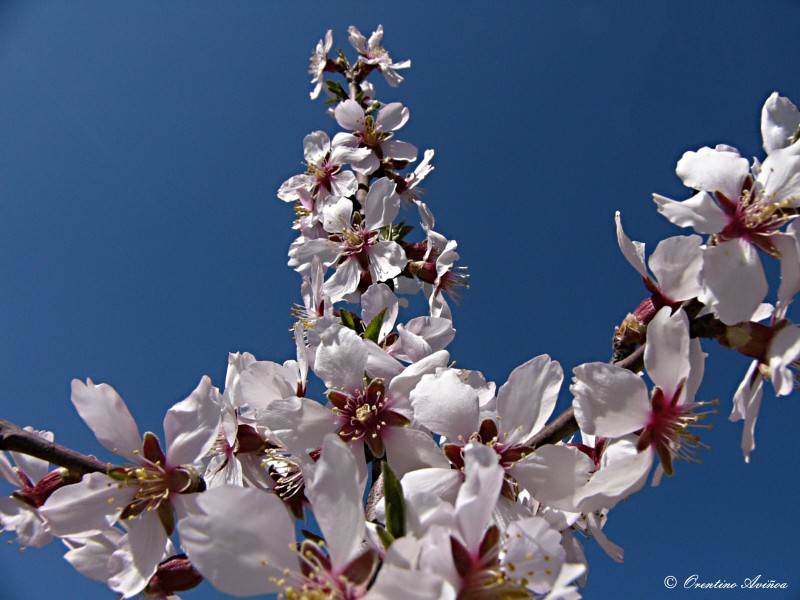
[330,142,372,167]
[676,146,749,200]
[316,325,368,391]
[239,361,295,412]
[502,517,566,595]
[367,564,456,600]
[368,240,406,283]
[761,92,800,154]
[401,468,462,506]
[0,498,52,547]
[164,376,221,467]
[302,130,331,164]
[39,473,128,537]
[734,372,763,464]
[759,146,800,205]
[393,325,432,363]
[497,354,563,445]
[383,427,449,479]
[261,396,337,457]
[347,26,367,54]
[335,99,366,131]
[544,563,587,600]
[574,438,652,512]
[108,511,167,598]
[323,255,362,302]
[510,445,593,512]
[322,196,354,233]
[180,486,295,597]
[684,339,707,404]
[644,307,690,395]
[701,239,767,325]
[376,102,409,131]
[653,191,728,234]
[455,444,503,552]
[769,323,800,396]
[614,212,648,280]
[307,434,365,573]
[364,338,404,381]
[649,235,703,301]
[730,362,758,423]
[288,238,339,274]
[386,350,450,409]
[71,379,142,462]
[277,174,313,202]
[402,317,455,353]
[63,530,123,582]
[571,363,650,438]
[364,177,400,231]
[411,369,480,441]
[382,139,418,162]
[775,226,800,305]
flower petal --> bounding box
[71,379,142,462]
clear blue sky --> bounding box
[1,3,799,599]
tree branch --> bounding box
[0,418,108,475]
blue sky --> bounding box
[1,3,799,599]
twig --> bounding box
[0,418,108,475]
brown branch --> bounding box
[0,418,108,475]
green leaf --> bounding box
[340,309,357,330]
[382,461,406,540]
[363,307,387,343]
[325,79,348,101]
[374,523,394,549]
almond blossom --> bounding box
[39,377,220,597]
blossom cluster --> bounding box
[1,25,799,599]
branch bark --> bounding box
[0,418,108,475]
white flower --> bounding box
[348,25,411,88]
[761,92,800,154]
[40,377,220,597]
[309,30,332,100]
[654,144,800,324]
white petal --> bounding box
[303,130,331,165]
[653,191,727,234]
[382,140,418,162]
[701,239,767,325]
[364,177,400,231]
[511,445,593,512]
[497,355,562,445]
[614,212,648,280]
[574,437,652,512]
[644,307,690,395]
[676,146,749,200]
[377,102,409,131]
[361,283,399,341]
[261,396,337,457]
[455,443,503,552]
[383,427,449,479]
[63,529,122,582]
[323,255,362,302]
[71,379,142,462]
[307,434,365,572]
[315,325,368,391]
[768,323,800,396]
[400,468,462,506]
[411,369,480,441]
[571,363,650,437]
[761,92,800,154]
[239,360,296,412]
[39,473,124,537]
[759,146,800,206]
[649,235,703,300]
[180,486,294,596]
[164,376,221,467]
[367,240,406,282]
[775,226,800,306]
[367,564,456,600]
[0,498,52,547]
[108,512,167,598]
[335,99,366,131]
